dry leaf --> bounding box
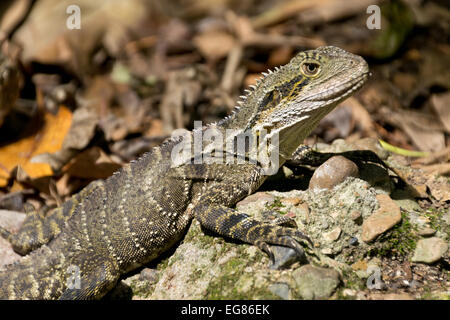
[63,147,122,179]
[431,92,450,134]
[0,106,72,187]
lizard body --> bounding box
[0,46,369,299]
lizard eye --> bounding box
[301,62,320,76]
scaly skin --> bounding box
[0,46,369,299]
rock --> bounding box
[139,268,159,284]
[443,211,450,226]
[349,237,359,246]
[281,197,301,206]
[270,245,303,270]
[323,227,342,242]
[412,237,448,264]
[236,192,274,212]
[292,265,340,299]
[417,227,436,237]
[0,210,26,268]
[0,209,26,231]
[361,194,402,242]
[309,156,359,192]
[268,282,290,300]
[350,210,362,222]
[342,288,357,298]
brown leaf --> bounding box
[426,175,450,202]
[63,147,122,179]
[0,106,72,187]
[385,109,445,152]
[12,0,151,74]
[431,92,450,134]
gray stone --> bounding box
[270,245,303,270]
[412,237,448,264]
[417,227,436,237]
[292,265,340,299]
[268,282,290,300]
[139,268,159,284]
[443,211,450,226]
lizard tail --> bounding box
[0,244,69,300]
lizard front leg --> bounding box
[194,200,312,263]
[195,204,312,264]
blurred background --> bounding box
[0,0,448,207]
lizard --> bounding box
[0,46,369,299]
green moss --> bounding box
[367,211,418,258]
[205,247,276,299]
[265,196,287,215]
[157,256,171,271]
[424,207,446,234]
[205,257,247,299]
[342,269,365,291]
[129,279,155,299]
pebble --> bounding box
[139,268,159,284]
[281,197,301,206]
[342,288,356,298]
[268,282,290,300]
[361,194,402,242]
[270,245,304,270]
[417,227,436,237]
[236,192,274,210]
[349,237,359,246]
[323,227,342,242]
[292,265,340,299]
[350,210,362,222]
[442,211,450,225]
[412,237,448,264]
[309,156,359,192]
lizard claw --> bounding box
[251,225,312,268]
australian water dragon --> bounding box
[0,46,369,299]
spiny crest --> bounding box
[228,65,280,116]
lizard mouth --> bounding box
[305,71,370,103]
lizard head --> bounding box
[224,46,369,160]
